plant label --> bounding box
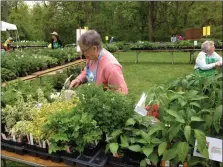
[134,105,147,116]
[13,135,16,142]
[30,133,34,145]
[43,141,46,148]
[193,136,222,162]
[194,41,197,46]
[134,92,148,116]
[27,134,30,144]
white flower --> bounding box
[50,92,60,99]
[35,103,42,108]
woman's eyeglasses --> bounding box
[81,46,92,54]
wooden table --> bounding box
[1,150,70,167]
[131,49,222,64]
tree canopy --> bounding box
[1,1,222,44]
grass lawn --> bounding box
[116,51,195,100]
[1,160,30,167]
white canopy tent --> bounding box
[1,21,20,47]
[1,21,17,31]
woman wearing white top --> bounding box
[194,40,222,77]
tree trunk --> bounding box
[93,1,100,13]
[2,1,10,38]
[2,1,8,22]
[148,1,154,41]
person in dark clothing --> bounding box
[50,31,63,49]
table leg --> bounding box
[135,51,141,63]
[169,51,174,64]
[189,52,192,64]
[189,51,195,64]
[2,159,7,167]
[135,52,138,63]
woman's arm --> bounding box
[213,52,222,64]
[76,67,87,83]
[196,52,216,70]
[103,64,128,94]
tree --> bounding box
[3,1,222,42]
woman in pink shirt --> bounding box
[69,30,128,95]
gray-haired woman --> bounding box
[194,40,222,77]
[69,30,128,94]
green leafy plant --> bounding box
[42,108,102,153]
[75,83,134,135]
[106,72,222,166]
[2,89,47,137]
[106,114,162,165]
[103,43,119,52]
[1,68,17,81]
[1,48,79,80]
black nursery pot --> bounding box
[90,150,108,165]
[123,149,145,166]
[1,138,24,147]
[38,152,50,160]
[36,146,48,153]
[108,154,123,163]
[124,149,145,161]
[76,149,108,167]
[25,143,37,150]
[50,151,63,163]
[5,144,15,152]
[61,150,80,166]
[83,144,100,157]
[24,142,48,153]
[61,150,80,159]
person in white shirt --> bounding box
[194,40,222,77]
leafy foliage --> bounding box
[42,108,102,153]
[2,89,47,135]
[75,83,134,135]
[3,1,222,43]
[1,48,79,80]
[1,68,17,81]
[106,72,222,165]
[1,66,81,107]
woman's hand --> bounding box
[215,61,222,67]
[69,79,81,89]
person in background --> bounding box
[109,36,114,43]
[171,35,177,42]
[178,34,183,41]
[194,40,222,77]
[50,31,63,49]
[3,37,13,51]
[69,30,128,94]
